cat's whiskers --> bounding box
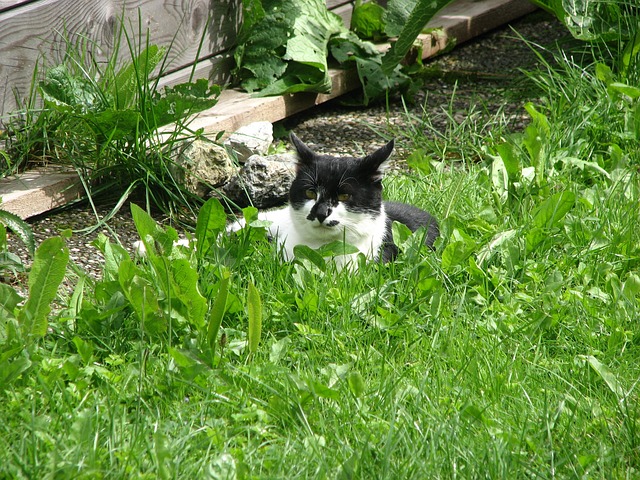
[338,171,357,188]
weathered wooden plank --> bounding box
[429,0,536,40]
[0,0,241,116]
[182,67,362,137]
[0,167,81,218]
[0,0,356,117]
[0,1,32,13]
[326,0,353,9]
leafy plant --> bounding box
[1,235,68,389]
[3,15,221,219]
[0,207,35,279]
[83,203,208,339]
[530,0,639,43]
[233,0,346,95]
[234,0,456,104]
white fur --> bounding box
[228,202,387,269]
[133,238,191,257]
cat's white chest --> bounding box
[237,204,387,268]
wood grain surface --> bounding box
[0,0,241,115]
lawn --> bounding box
[2,11,640,480]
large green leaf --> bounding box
[93,233,130,281]
[351,1,386,40]
[581,355,625,400]
[0,284,23,319]
[384,0,416,37]
[531,190,576,230]
[130,203,175,256]
[112,45,166,109]
[39,64,103,112]
[526,191,575,252]
[195,198,227,259]
[0,352,31,391]
[18,237,69,337]
[170,259,207,330]
[0,209,35,256]
[234,0,345,95]
[530,0,638,42]
[118,259,165,334]
[152,80,221,127]
[247,281,262,355]
[207,270,230,354]
[381,0,456,75]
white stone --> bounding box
[224,121,273,163]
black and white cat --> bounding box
[230,133,439,267]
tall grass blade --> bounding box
[247,281,262,355]
[207,270,230,355]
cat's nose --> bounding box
[315,204,331,223]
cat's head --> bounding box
[288,132,393,236]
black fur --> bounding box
[289,133,386,217]
[381,202,440,262]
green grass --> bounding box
[2,21,640,480]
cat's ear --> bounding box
[290,132,316,165]
[362,139,394,181]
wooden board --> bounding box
[0,0,357,117]
[0,0,242,115]
[0,1,32,13]
[185,0,537,137]
[0,167,81,218]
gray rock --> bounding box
[223,153,298,208]
[225,121,273,163]
[171,139,238,197]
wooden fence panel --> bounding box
[0,0,242,116]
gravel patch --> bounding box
[4,10,567,291]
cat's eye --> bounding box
[337,193,351,202]
[305,189,317,200]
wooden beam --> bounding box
[0,168,82,218]
[0,0,241,116]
